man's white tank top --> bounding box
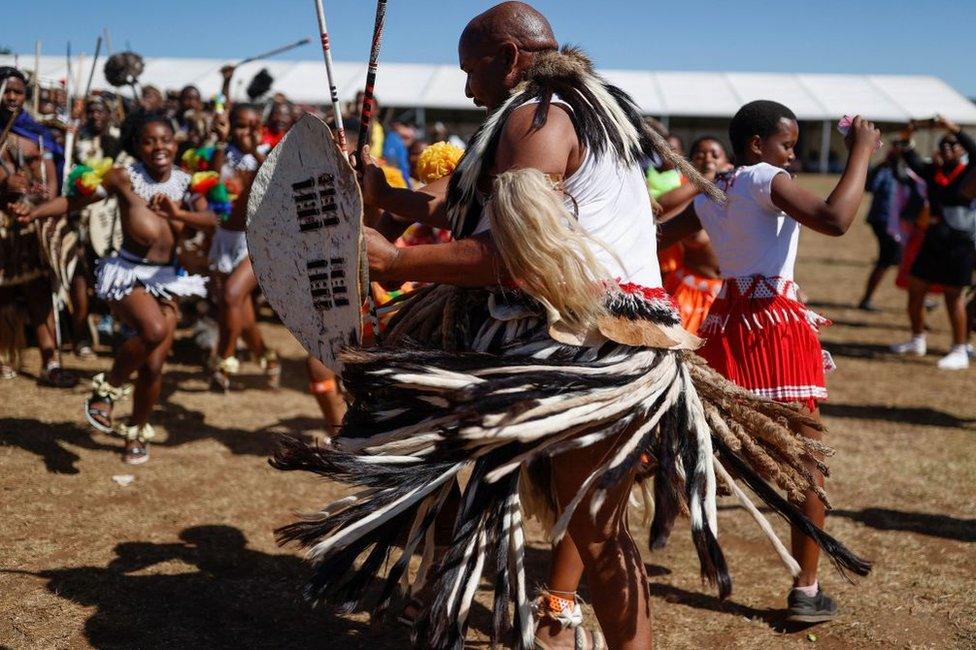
[475,97,662,289]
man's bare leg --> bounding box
[306,356,346,434]
[544,435,651,649]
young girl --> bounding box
[659,100,880,622]
[657,136,732,332]
[17,113,217,463]
[206,103,280,392]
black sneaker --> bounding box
[857,300,882,313]
[787,588,838,623]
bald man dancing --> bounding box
[271,4,869,648]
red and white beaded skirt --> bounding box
[697,276,833,411]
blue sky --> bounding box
[6,1,975,96]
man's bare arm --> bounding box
[365,104,580,284]
[358,148,451,229]
[369,230,508,285]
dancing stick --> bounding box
[38,134,47,186]
[62,124,75,195]
[32,40,41,116]
[237,38,311,66]
[313,0,347,153]
[65,42,72,122]
[84,36,103,99]
[356,0,388,342]
[357,0,388,157]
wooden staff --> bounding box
[84,37,103,99]
[38,134,47,186]
[356,0,388,341]
[32,40,41,116]
[62,124,75,195]
[237,38,311,66]
[356,0,388,157]
[65,42,72,121]
[313,0,347,153]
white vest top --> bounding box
[475,97,662,289]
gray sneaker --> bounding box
[787,588,838,623]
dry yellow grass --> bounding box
[1,175,974,648]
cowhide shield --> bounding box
[85,197,123,258]
[246,114,364,372]
[39,216,78,298]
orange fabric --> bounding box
[309,378,338,394]
[658,243,684,278]
[665,266,722,333]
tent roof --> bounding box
[6,54,976,123]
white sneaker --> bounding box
[937,347,969,370]
[891,338,926,356]
[967,344,975,360]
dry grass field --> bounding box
[1,176,974,649]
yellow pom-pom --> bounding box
[416,141,464,184]
[382,165,408,189]
[83,157,114,177]
[79,171,102,192]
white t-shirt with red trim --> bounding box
[693,162,799,281]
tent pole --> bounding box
[819,119,830,174]
[416,106,426,137]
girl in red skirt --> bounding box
[660,100,880,622]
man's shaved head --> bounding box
[460,1,557,54]
[458,2,558,111]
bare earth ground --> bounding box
[1,176,974,649]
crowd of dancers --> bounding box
[2,1,975,646]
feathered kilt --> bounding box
[698,276,832,412]
[271,283,869,649]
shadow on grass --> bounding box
[648,582,817,634]
[826,317,908,331]
[821,341,901,360]
[820,403,976,429]
[0,418,119,474]
[0,408,326,473]
[832,508,976,543]
[9,526,550,648]
[7,524,408,649]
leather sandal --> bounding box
[84,373,132,434]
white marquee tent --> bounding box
[7,54,976,124]
[6,53,976,171]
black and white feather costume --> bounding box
[271,47,870,649]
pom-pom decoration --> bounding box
[415,141,464,184]
[382,165,408,189]
[181,146,216,172]
[66,157,114,197]
[190,171,220,195]
[191,171,233,220]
